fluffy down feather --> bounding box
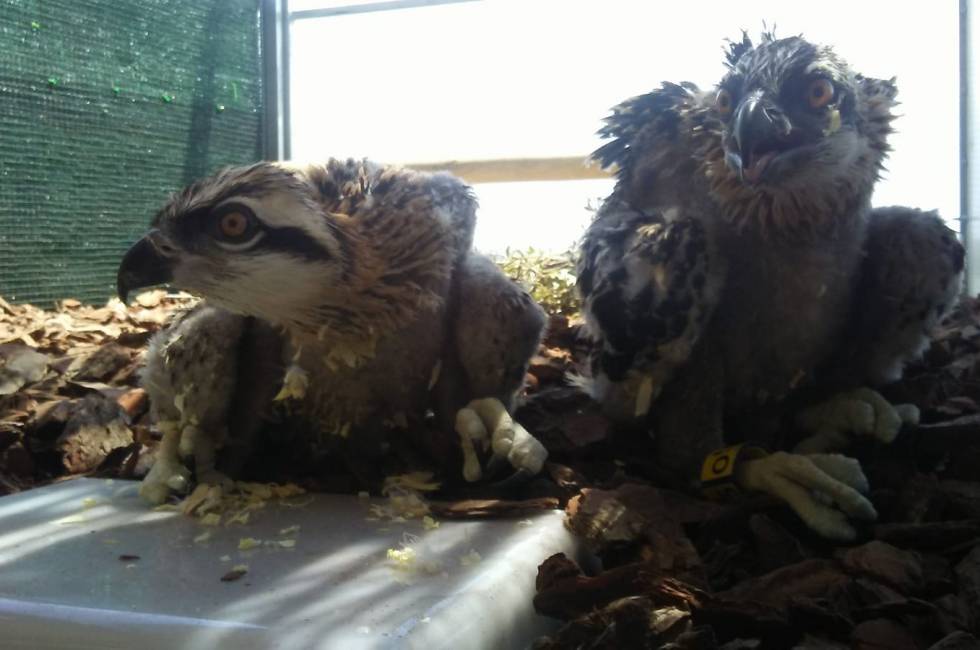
[119,159,548,502]
[578,34,964,540]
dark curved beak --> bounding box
[117,230,174,303]
[726,93,793,184]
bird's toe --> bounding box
[138,479,172,505]
[849,388,905,444]
[895,403,921,426]
[796,388,914,451]
[804,507,859,542]
[503,424,548,475]
[455,406,488,482]
[806,453,870,493]
[164,465,192,493]
[456,398,547,481]
[196,468,234,491]
[139,458,191,504]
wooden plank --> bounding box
[405,156,614,184]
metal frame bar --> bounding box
[963,0,978,293]
[261,0,291,161]
[290,0,478,21]
[280,3,974,278]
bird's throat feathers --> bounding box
[703,149,876,239]
[704,76,895,239]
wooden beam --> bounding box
[405,156,614,184]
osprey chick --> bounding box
[579,34,964,539]
[118,159,548,502]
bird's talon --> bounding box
[138,480,172,506]
[493,419,547,475]
[489,468,535,490]
[795,388,913,452]
[455,406,488,482]
[491,428,515,457]
[895,403,920,426]
[166,473,190,493]
[455,397,547,482]
[196,469,234,491]
[139,459,191,504]
[737,451,875,540]
[806,509,858,542]
[485,454,508,475]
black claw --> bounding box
[489,468,535,490]
[485,455,508,477]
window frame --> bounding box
[279,0,975,287]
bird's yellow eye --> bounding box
[716,89,733,116]
[807,78,835,109]
[219,211,249,238]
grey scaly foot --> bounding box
[737,451,876,541]
[795,387,920,453]
[453,397,547,482]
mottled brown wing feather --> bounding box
[578,84,723,417]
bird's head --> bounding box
[117,162,354,329]
[707,34,897,233]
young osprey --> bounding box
[578,34,964,539]
[118,159,548,503]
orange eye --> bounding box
[716,89,733,116]
[807,78,834,109]
[219,211,249,238]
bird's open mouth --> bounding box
[742,151,777,184]
[737,129,808,185]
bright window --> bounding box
[290,0,959,254]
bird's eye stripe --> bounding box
[261,226,333,262]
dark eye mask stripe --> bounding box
[258,226,332,261]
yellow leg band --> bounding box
[700,444,768,500]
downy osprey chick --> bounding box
[118,159,548,503]
[578,33,964,539]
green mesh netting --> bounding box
[0,0,263,306]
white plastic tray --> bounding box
[0,478,579,649]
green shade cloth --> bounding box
[0,0,264,305]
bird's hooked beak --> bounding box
[725,92,796,185]
[117,229,175,303]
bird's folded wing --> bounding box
[577,201,720,418]
[577,82,723,419]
